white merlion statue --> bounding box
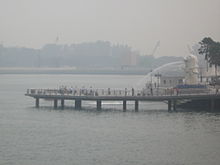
[184,54,199,84]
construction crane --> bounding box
[147,41,160,56]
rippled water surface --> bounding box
[0,74,220,165]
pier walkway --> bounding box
[25,88,220,111]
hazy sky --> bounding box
[0,0,220,57]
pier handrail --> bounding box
[26,87,218,98]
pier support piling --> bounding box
[168,100,171,112]
[135,100,139,112]
[35,98,39,108]
[173,100,177,111]
[211,99,215,111]
[54,99,58,109]
[97,100,102,110]
[75,99,82,109]
[123,100,127,112]
[61,99,65,109]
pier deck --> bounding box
[25,88,220,111]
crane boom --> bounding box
[150,41,160,56]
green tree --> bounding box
[198,37,220,76]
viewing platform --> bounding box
[25,88,220,111]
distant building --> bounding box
[121,53,137,66]
[160,76,184,88]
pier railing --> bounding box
[25,87,220,111]
[26,87,217,97]
[27,88,142,97]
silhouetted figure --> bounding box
[150,88,153,96]
[132,88,134,96]
[176,88,179,96]
[108,88,111,95]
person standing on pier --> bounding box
[150,86,153,96]
[70,86,73,94]
[125,88,127,96]
[89,86,93,96]
[132,88,134,96]
[108,88,111,95]
[176,88,179,96]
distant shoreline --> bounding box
[0,67,149,75]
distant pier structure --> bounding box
[25,88,220,111]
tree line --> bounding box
[199,37,220,76]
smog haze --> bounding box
[0,0,220,57]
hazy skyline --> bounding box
[0,0,220,57]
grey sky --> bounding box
[0,0,220,57]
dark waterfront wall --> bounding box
[178,99,220,111]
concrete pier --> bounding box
[26,88,220,111]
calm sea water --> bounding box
[0,74,220,165]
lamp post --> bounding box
[199,67,203,83]
[150,69,153,86]
[155,72,162,95]
[150,69,153,96]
